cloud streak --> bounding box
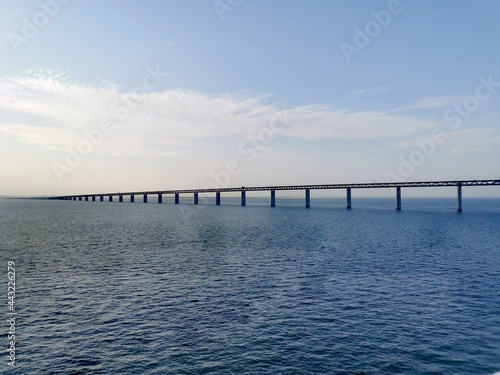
[391,128,500,154]
[384,95,467,115]
[0,69,441,157]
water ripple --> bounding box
[0,198,499,374]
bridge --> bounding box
[50,179,500,211]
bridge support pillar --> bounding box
[305,189,311,208]
[175,193,179,204]
[92,196,96,202]
[109,195,113,202]
[194,192,198,205]
[396,187,401,210]
[346,188,352,209]
[78,197,82,201]
[457,184,462,212]
[85,196,88,201]
[271,190,276,207]
[216,192,221,205]
[100,196,104,202]
[241,191,246,206]
[130,195,134,203]
[143,194,147,203]
[158,194,162,204]
[119,195,123,203]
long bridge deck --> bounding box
[51,179,500,211]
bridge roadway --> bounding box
[53,179,500,211]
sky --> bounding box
[0,0,499,197]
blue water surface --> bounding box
[0,197,499,374]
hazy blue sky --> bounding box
[0,0,499,197]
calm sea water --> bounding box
[1,197,499,374]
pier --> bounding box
[51,179,500,211]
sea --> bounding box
[1,197,499,374]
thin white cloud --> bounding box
[0,69,440,156]
[349,86,393,96]
[391,128,500,155]
[0,123,78,151]
[277,105,435,140]
[375,86,393,94]
[410,95,465,109]
[385,95,465,114]
[349,89,368,95]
